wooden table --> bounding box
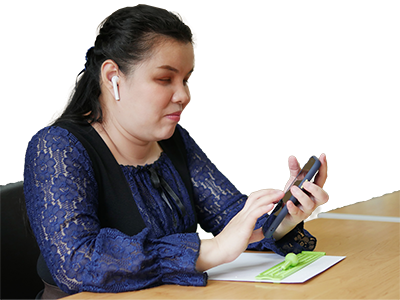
[65,193,400,299]
[319,191,400,222]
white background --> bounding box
[0,0,400,96]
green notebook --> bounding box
[255,251,326,281]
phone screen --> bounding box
[272,157,319,217]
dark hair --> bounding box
[54,4,193,125]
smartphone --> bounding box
[263,156,321,239]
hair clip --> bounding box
[83,46,94,71]
[75,46,94,77]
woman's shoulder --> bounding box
[26,124,90,162]
[25,124,94,180]
[32,124,71,137]
[29,124,80,149]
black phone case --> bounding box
[263,156,321,239]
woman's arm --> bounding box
[195,189,283,271]
[177,126,328,270]
[24,126,205,294]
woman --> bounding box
[24,4,328,298]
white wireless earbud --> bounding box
[111,76,120,101]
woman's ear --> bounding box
[101,60,121,101]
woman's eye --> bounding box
[157,77,189,86]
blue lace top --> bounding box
[24,124,316,295]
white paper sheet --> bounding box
[207,252,345,284]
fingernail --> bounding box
[303,181,311,189]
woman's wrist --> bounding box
[196,239,215,272]
[195,238,231,272]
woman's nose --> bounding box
[172,85,190,105]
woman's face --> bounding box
[106,40,194,143]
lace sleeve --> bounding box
[177,126,316,256]
[247,214,316,255]
[24,126,206,294]
[176,127,246,236]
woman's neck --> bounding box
[91,121,162,167]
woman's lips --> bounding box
[165,111,181,122]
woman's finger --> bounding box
[314,153,328,188]
[283,156,301,191]
[246,189,283,206]
[290,186,316,215]
[303,181,329,206]
[288,155,301,177]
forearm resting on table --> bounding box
[196,223,297,272]
[196,238,236,272]
[195,230,286,272]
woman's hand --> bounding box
[273,153,329,240]
[196,189,284,272]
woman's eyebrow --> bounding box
[157,65,194,75]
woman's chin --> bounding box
[157,124,177,141]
